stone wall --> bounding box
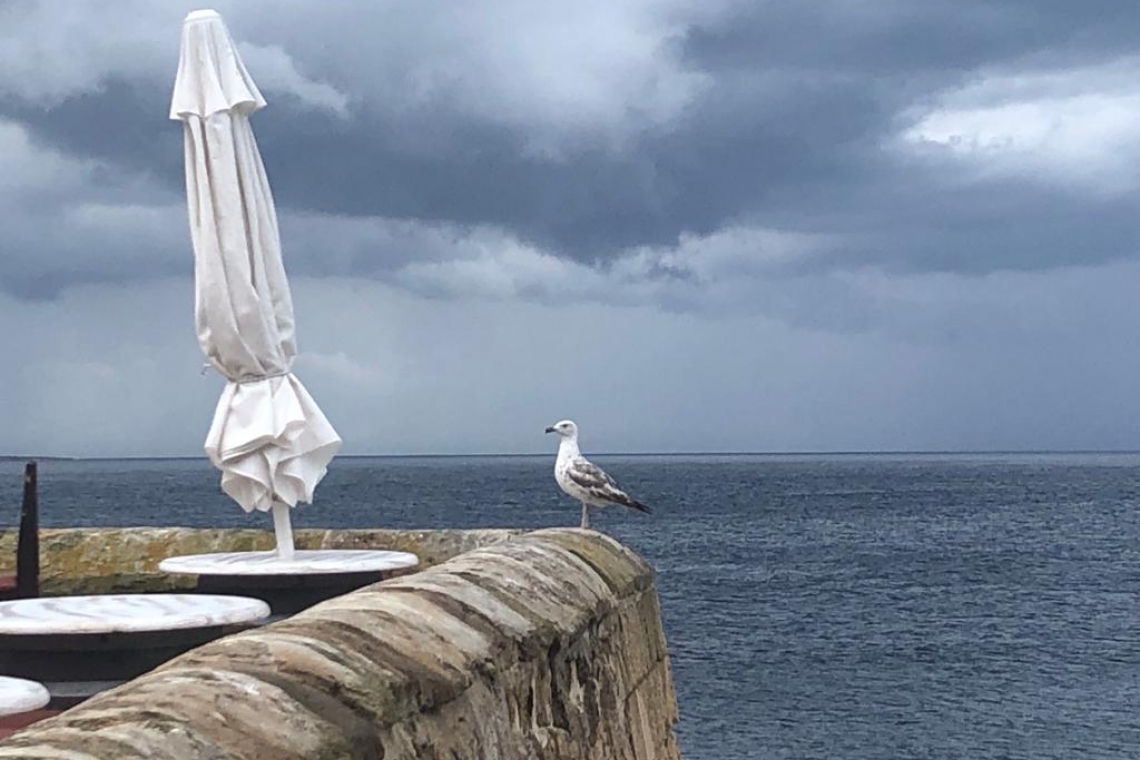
[0,527,525,594]
[0,529,682,759]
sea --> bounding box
[1,452,1138,760]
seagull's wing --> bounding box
[567,457,651,513]
[566,457,618,491]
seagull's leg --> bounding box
[580,501,590,529]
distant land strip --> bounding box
[0,456,77,462]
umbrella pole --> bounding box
[271,503,295,560]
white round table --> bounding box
[0,677,49,717]
[0,594,270,635]
[159,550,420,615]
[158,549,419,576]
[0,594,271,707]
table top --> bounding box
[158,549,420,577]
[0,677,49,716]
[0,594,270,635]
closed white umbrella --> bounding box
[170,9,340,558]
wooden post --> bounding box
[16,461,39,599]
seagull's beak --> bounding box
[544,426,556,434]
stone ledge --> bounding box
[0,528,682,760]
[0,527,525,594]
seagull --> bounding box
[545,419,651,529]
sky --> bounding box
[2,0,1140,456]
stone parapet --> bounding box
[0,528,681,759]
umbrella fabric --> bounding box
[171,10,340,513]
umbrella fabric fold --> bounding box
[172,9,341,514]
[170,9,264,120]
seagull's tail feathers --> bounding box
[612,491,652,514]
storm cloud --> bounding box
[1,0,1138,455]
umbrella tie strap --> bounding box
[199,364,290,384]
[234,371,290,385]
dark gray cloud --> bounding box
[2,0,1139,304]
[686,1,1140,75]
[3,1,1140,456]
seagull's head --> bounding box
[544,419,578,439]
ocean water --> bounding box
[1,452,1138,759]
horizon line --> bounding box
[5,448,1140,462]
